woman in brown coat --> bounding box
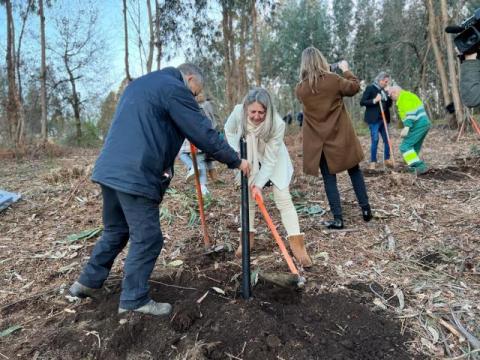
[295,47,372,229]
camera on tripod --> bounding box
[445,8,480,56]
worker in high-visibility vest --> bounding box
[387,86,431,174]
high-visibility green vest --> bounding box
[396,90,427,128]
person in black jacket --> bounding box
[68,64,250,316]
[360,72,393,169]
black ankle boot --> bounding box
[323,218,344,229]
[362,205,373,222]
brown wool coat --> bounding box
[295,71,364,176]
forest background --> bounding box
[1,0,479,150]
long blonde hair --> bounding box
[299,47,330,91]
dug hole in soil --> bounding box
[12,249,420,360]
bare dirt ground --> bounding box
[0,127,479,359]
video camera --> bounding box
[445,8,480,56]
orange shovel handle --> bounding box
[254,193,299,275]
[190,144,211,247]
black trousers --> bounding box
[319,154,369,219]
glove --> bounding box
[400,127,410,138]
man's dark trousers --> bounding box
[79,185,163,310]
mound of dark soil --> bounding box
[13,265,422,360]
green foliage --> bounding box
[61,227,103,244]
[332,0,354,59]
[261,0,332,89]
[470,144,480,157]
[62,118,102,147]
[97,91,117,139]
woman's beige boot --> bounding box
[235,232,255,258]
[288,234,312,267]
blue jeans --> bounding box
[369,122,390,162]
[79,185,163,310]
[179,152,210,185]
[319,154,369,219]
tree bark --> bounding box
[221,5,235,112]
[64,51,82,143]
[440,0,463,127]
[238,12,249,100]
[123,0,131,81]
[39,0,48,142]
[5,0,25,147]
[146,0,154,73]
[155,0,162,70]
[16,0,33,103]
[252,1,261,87]
[425,0,451,113]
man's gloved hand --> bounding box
[400,126,410,138]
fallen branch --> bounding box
[437,318,466,344]
[384,225,396,252]
[444,348,480,360]
[451,311,480,349]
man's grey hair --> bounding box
[387,85,402,96]
[374,71,390,84]
[177,63,205,86]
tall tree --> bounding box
[146,0,154,73]
[332,0,353,59]
[3,0,25,146]
[123,0,132,81]
[252,1,261,86]
[39,0,48,142]
[425,0,451,116]
[16,0,34,103]
[440,0,463,126]
[153,0,185,70]
[50,2,105,144]
[352,0,378,82]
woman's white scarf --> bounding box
[245,118,267,186]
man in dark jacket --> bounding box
[360,72,393,169]
[69,63,249,316]
[460,52,480,109]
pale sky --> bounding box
[0,0,185,93]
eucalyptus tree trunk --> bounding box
[39,0,48,142]
[425,0,451,116]
[123,0,132,81]
[146,0,154,73]
[440,0,463,127]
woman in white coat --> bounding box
[224,88,312,267]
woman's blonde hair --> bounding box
[241,87,276,141]
[299,46,330,91]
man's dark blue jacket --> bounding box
[360,84,392,124]
[92,67,241,201]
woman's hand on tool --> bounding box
[373,94,382,104]
[250,185,262,200]
[238,159,251,177]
